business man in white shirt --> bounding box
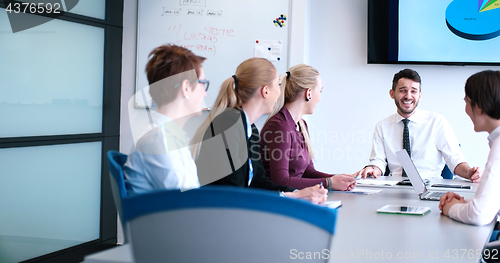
[355,69,482,181]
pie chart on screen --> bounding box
[445,0,500,40]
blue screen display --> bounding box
[398,0,500,63]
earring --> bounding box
[306,97,310,102]
[185,95,190,100]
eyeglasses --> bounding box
[198,79,210,91]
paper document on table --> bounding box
[356,179,399,187]
[335,188,382,195]
[319,200,342,209]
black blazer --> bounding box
[196,108,294,192]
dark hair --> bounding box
[392,68,422,91]
[145,44,206,106]
[465,70,500,120]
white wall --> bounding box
[304,0,500,174]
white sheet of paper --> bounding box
[339,189,382,195]
[356,179,399,187]
[254,40,283,61]
[319,200,342,209]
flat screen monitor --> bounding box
[368,0,500,65]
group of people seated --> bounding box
[123,44,500,235]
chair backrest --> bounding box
[123,186,337,263]
[106,151,128,225]
[441,164,453,179]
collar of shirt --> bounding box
[241,108,252,140]
[395,108,422,124]
[488,125,500,148]
[151,111,190,149]
[281,107,298,129]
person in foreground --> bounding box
[440,70,500,227]
[124,44,207,194]
[191,58,327,204]
[354,68,482,181]
[259,64,356,190]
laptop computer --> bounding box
[396,150,446,201]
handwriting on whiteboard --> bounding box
[165,23,234,56]
[162,8,181,16]
[206,10,223,16]
[180,0,206,7]
[162,10,223,17]
[187,9,203,16]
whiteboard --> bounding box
[135,0,290,108]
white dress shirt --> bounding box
[448,125,500,226]
[124,112,200,195]
[369,109,467,179]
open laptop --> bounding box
[396,150,446,201]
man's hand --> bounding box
[353,165,382,179]
[330,174,357,191]
[439,191,466,216]
[455,163,482,183]
[285,184,328,204]
[467,166,482,183]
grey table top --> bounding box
[84,177,493,263]
[327,177,493,262]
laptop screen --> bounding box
[396,150,427,195]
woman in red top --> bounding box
[260,64,356,190]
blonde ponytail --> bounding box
[266,73,288,122]
[191,58,277,159]
[298,119,314,160]
[265,64,319,159]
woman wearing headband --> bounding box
[191,58,327,204]
[260,64,356,190]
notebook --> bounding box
[396,150,446,201]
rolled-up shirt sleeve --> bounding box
[368,123,388,174]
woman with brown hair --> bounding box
[124,44,208,194]
[440,70,500,227]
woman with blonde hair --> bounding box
[260,64,356,190]
[191,58,327,204]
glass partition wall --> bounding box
[0,1,122,262]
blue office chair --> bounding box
[440,164,453,179]
[106,150,129,241]
[122,186,337,263]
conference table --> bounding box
[84,177,494,263]
[328,177,494,262]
